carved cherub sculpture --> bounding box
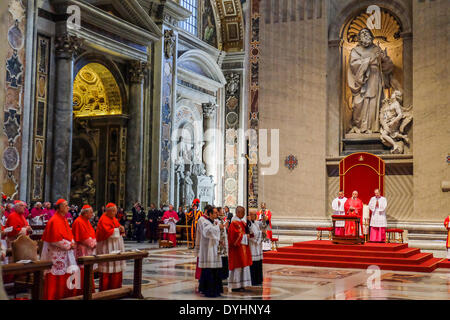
[380,90,413,154]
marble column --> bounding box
[126,61,146,208]
[202,102,217,177]
[51,34,81,202]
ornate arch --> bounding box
[178,49,227,86]
[328,0,412,42]
[74,53,128,113]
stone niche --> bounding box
[327,1,414,156]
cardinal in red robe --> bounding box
[4,201,32,246]
[71,204,97,295]
[344,191,364,238]
[162,204,179,246]
[96,203,125,291]
[41,199,77,300]
[227,206,252,291]
[444,216,450,260]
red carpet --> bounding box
[263,240,445,273]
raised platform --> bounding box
[263,240,447,273]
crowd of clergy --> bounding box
[0,199,126,300]
[0,195,273,300]
[193,202,272,298]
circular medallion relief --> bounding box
[225,178,237,193]
[226,112,239,127]
[2,146,20,171]
[8,23,24,50]
[161,168,169,184]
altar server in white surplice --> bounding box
[332,191,347,236]
[248,210,263,286]
[368,189,388,243]
[198,206,223,297]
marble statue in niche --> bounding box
[347,28,394,134]
[183,171,195,206]
[71,173,96,206]
[380,90,413,154]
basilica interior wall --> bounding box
[258,0,328,219]
[0,2,7,187]
[412,0,450,222]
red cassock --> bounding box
[72,216,96,295]
[30,207,43,219]
[5,211,29,239]
[227,220,252,271]
[444,216,450,249]
[96,215,123,291]
[42,214,76,300]
[344,198,364,237]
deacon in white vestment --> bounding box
[248,211,263,286]
[217,207,229,281]
[198,207,223,297]
[368,189,388,242]
[332,191,347,237]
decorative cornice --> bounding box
[148,0,191,28]
[51,0,162,44]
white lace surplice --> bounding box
[198,219,222,269]
[332,197,347,227]
[96,229,126,273]
[249,221,263,262]
[40,239,77,276]
[75,238,96,259]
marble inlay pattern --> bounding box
[1,0,27,199]
[10,242,450,300]
[247,0,260,209]
[223,72,240,209]
[116,243,450,300]
[159,29,176,205]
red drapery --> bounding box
[339,152,385,205]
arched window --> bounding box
[180,0,199,36]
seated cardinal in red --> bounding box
[344,190,364,238]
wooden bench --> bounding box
[63,251,148,300]
[2,261,52,300]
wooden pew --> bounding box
[2,261,52,300]
[64,251,148,300]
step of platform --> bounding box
[263,240,444,273]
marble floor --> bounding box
[120,242,450,300]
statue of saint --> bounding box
[83,174,96,204]
[347,28,394,134]
[184,171,195,206]
[380,90,412,154]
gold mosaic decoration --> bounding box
[73,63,122,117]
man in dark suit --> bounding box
[224,206,233,224]
[132,203,146,243]
[147,203,160,243]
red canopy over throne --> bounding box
[339,152,385,205]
